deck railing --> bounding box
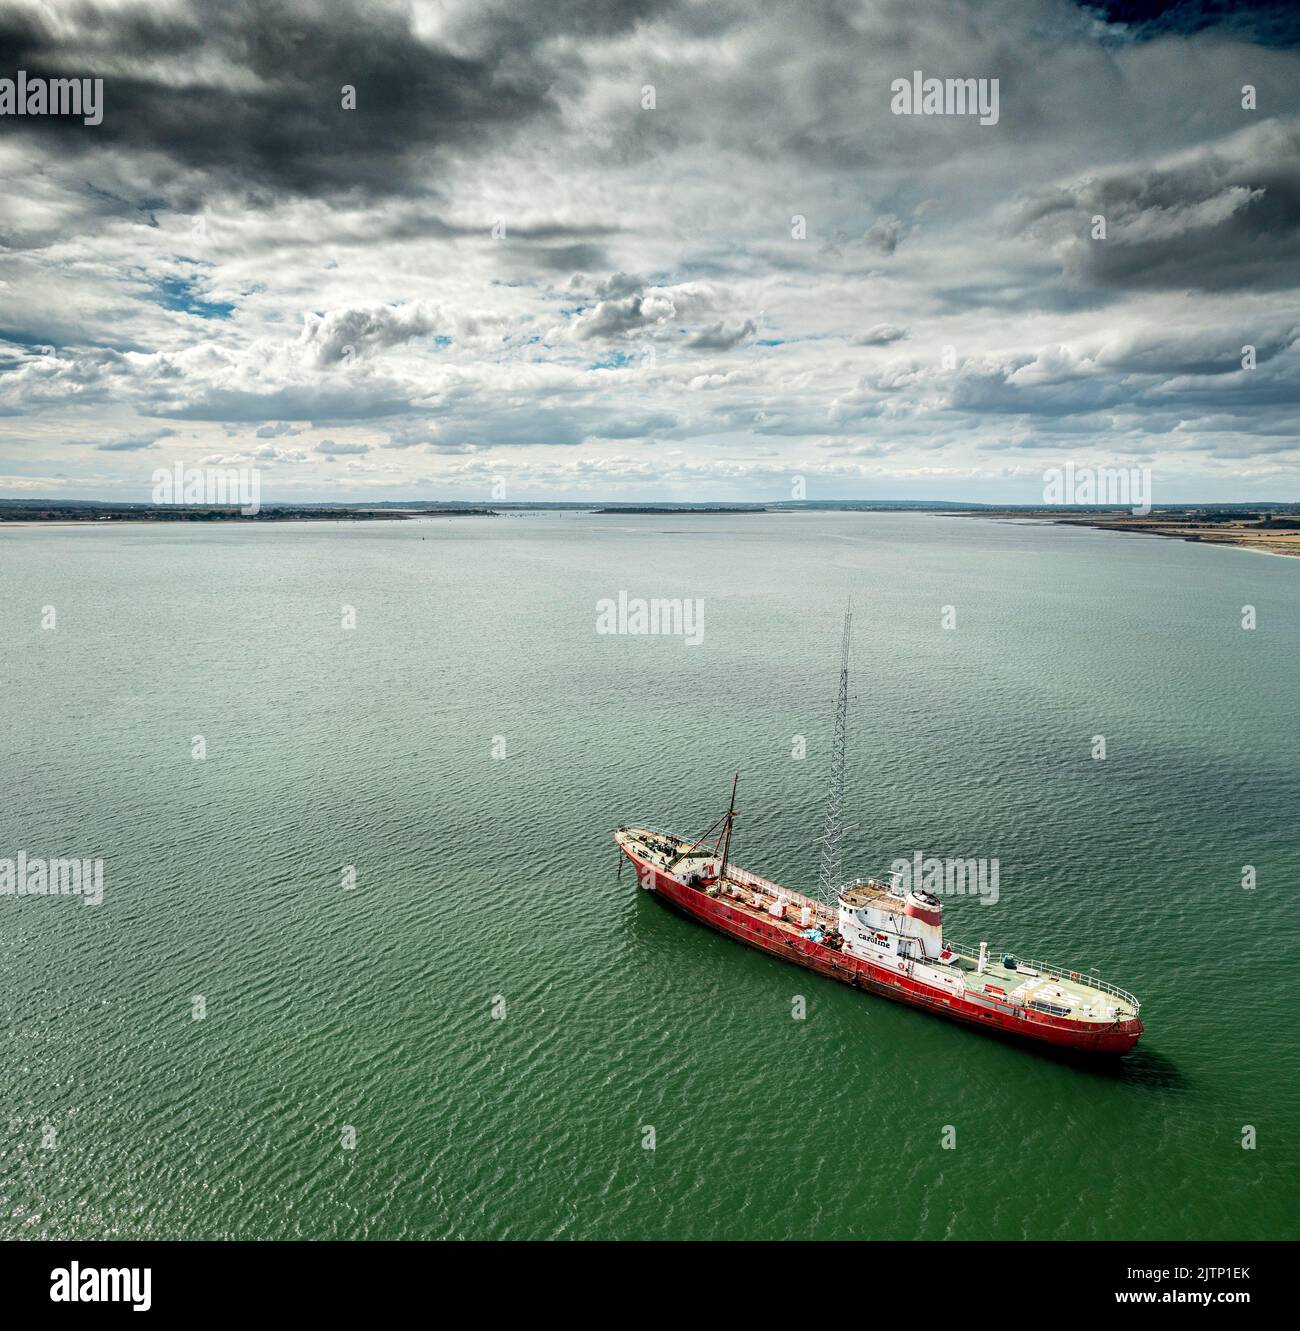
[725,863,794,896]
[724,866,838,919]
[942,939,1139,1011]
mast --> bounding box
[717,772,739,880]
[816,604,852,905]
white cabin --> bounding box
[837,879,945,961]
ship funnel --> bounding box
[904,889,942,927]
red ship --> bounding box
[614,612,1143,1056]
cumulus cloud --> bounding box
[571,282,718,341]
[63,428,178,452]
[863,215,907,256]
[575,272,646,300]
[299,304,446,366]
[685,319,757,351]
[93,435,162,452]
[856,324,911,346]
[315,439,370,455]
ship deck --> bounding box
[942,949,1139,1019]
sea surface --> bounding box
[2,511,1297,1240]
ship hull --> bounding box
[621,844,1142,1055]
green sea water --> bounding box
[2,511,1297,1240]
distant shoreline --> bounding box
[954,509,1300,559]
[0,505,497,524]
[4,503,1298,559]
[592,505,770,514]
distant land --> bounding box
[0,497,994,520]
[0,500,496,523]
[2,499,1298,556]
[951,506,1300,558]
[593,505,769,514]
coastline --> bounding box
[0,506,497,525]
[951,510,1300,559]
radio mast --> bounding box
[816,604,852,905]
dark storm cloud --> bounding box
[1079,1,1300,48]
[945,330,1300,420]
[1013,119,1300,292]
[0,0,670,200]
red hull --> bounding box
[623,846,1143,1055]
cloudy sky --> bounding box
[1,0,1298,503]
